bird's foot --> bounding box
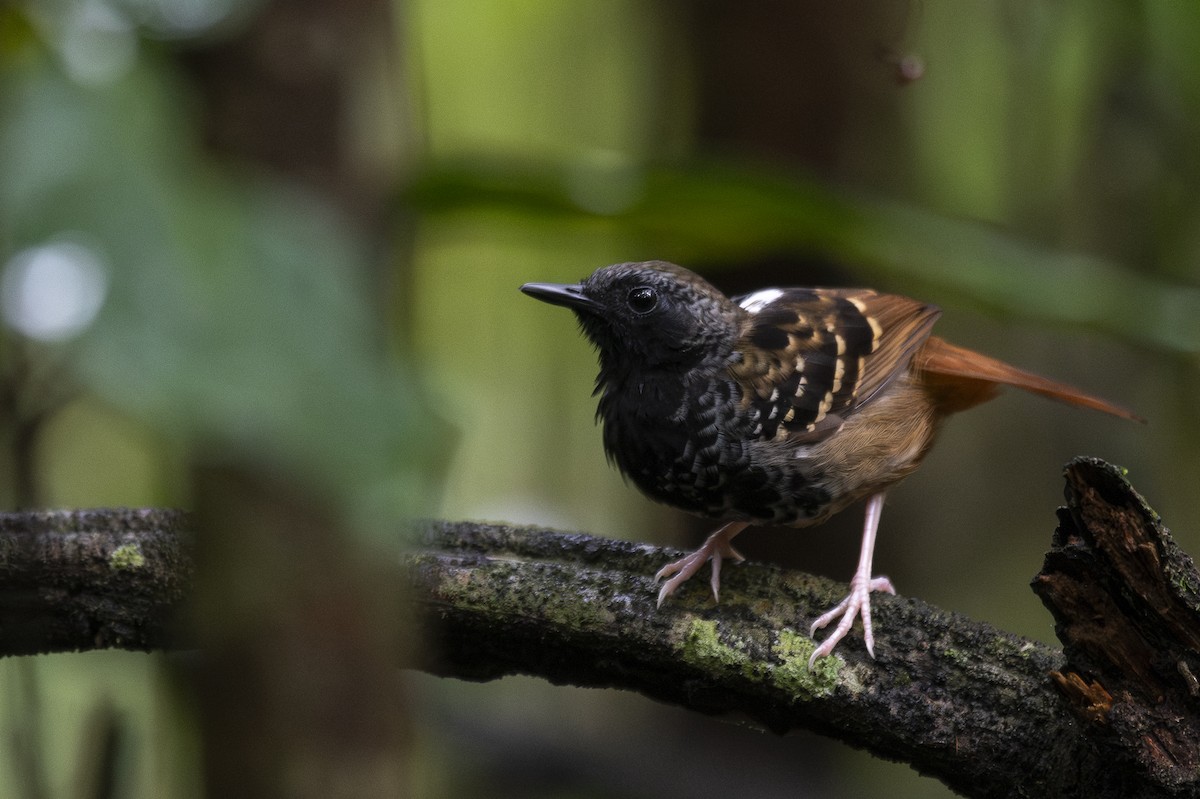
[807,574,895,669]
[654,522,747,606]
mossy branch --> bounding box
[0,460,1195,798]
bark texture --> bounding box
[0,459,1195,798]
[1033,458,1200,795]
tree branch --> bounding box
[1033,458,1200,794]
[0,459,1195,798]
[0,508,190,656]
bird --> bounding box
[520,261,1140,668]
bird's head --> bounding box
[521,261,740,374]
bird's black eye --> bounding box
[627,286,659,314]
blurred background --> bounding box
[1,0,1198,797]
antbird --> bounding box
[521,261,1139,667]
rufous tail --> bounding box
[915,336,1144,422]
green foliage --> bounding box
[408,156,1200,354]
[0,35,437,531]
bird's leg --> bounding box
[654,521,749,606]
[808,492,895,669]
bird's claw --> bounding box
[807,575,895,669]
[654,535,744,606]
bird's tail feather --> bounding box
[915,335,1143,422]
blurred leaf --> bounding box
[0,45,438,531]
[407,156,1200,354]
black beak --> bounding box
[520,282,598,311]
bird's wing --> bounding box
[915,335,1143,421]
[729,288,941,443]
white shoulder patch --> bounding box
[737,288,783,314]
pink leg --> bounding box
[808,493,895,669]
[654,521,748,606]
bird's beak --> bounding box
[520,282,598,311]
